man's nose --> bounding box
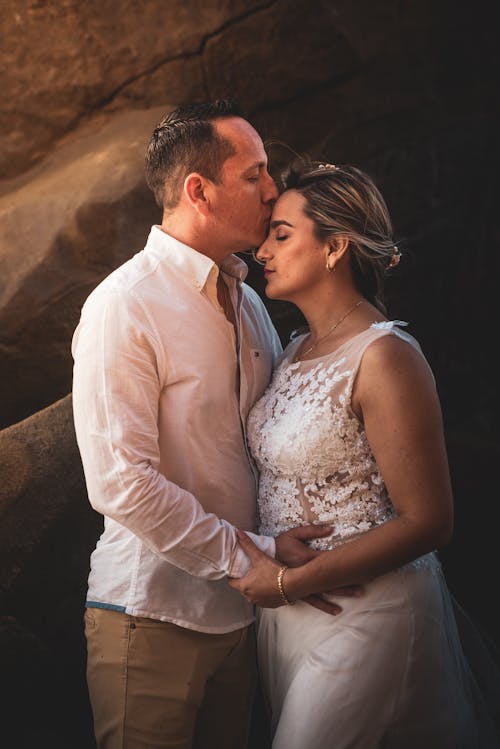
[262,172,279,203]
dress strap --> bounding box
[343,321,430,402]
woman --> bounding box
[229,161,500,748]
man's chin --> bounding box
[240,240,264,254]
[236,229,267,254]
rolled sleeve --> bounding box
[228,533,277,578]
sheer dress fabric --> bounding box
[247,322,500,748]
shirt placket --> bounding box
[235,284,260,490]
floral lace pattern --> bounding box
[247,324,417,550]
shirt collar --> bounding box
[145,225,249,291]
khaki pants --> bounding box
[84,608,257,749]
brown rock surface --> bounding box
[0,1,499,745]
[0,394,101,747]
[0,0,267,179]
[0,106,168,429]
[0,394,99,594]
[203,0,359,112]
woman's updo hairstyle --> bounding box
[281,160,401,314]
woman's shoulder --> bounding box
[360,320,418,346]
[279,320,428,374]
[360,320,423,356]
[358,322,436,390]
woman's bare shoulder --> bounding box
[357,329,437,401]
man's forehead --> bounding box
[215,117,265,154]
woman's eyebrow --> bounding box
[270,220,294,229]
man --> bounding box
[72,100,333,749]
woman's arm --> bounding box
[229,334,454,606]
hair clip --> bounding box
[388,246,401,269]
[317,163,338,171]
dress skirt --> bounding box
[256,553,499,749]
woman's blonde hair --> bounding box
[281,161,400,313]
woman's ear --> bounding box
[184,173,211,215]
[325,236,350,272]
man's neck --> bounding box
[161,216,228,266]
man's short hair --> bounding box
[145,99,243,211]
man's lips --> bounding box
[263,269,275,278]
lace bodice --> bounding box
[247,322,421,550]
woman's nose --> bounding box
[255,241,270,263]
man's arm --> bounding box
[72,287,315,580]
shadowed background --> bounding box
[0,1,498,746]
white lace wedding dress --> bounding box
[247,322,499,749]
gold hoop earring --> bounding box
[326,258,336,273]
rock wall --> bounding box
[2,0,498,436]
[0,1,499,746]
[0,107,165,427]
[0,395,101,747]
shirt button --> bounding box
[193,280,201,289]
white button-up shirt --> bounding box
[72,226,282,632]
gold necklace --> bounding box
[294,299,364,362]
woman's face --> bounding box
[256,189,329,302]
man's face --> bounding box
[210,117,279,252]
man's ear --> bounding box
[184,173,211,215]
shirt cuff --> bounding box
[228,532,276,578]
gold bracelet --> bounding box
[277,565,295,606]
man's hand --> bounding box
[230,531,364,617]
[303,595,342,616]
[275,525,333,567]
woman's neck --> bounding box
[299,293,366,341]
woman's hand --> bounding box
[229,531,362,614]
